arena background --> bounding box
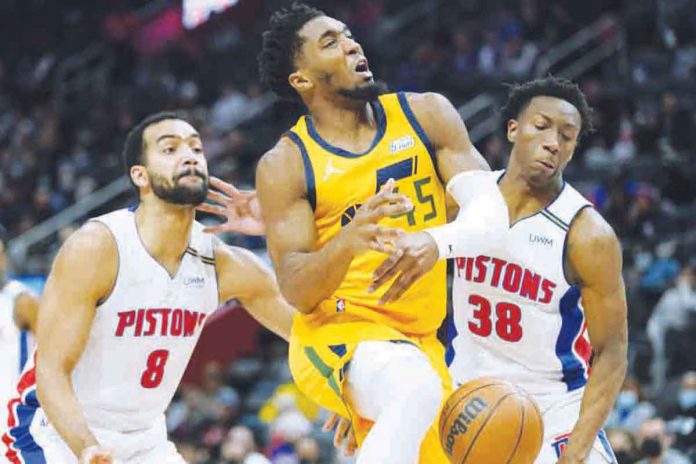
[1,0,694,462]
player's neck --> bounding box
[308,98,374,137]
[134,200,194,271]
[498,168,563,223]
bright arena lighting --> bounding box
[182,0,239,29]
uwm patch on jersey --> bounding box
[447,171,595,398]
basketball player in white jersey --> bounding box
[371,77,628,463]
[0,227,39,432]
[1,113,296,464]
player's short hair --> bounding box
[501,76,595,140]
[257,2,325,101]
[122,111,188,188]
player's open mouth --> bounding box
[354,58,372,79]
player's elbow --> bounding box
[281,289,316,314]
[596,334,628,376]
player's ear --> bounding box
[289,70,313,94]
[130,165,148,189]
[507,119,518,143]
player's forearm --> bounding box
[36,361,100,458]
[277,231,355,313]
[564,341,627,460]
[244,295,295,341]
[425,190,507,260]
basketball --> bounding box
[439,377,544,463]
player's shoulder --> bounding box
[256,135,305,194]
[402,92,455,120]
[568,206,620,258]
[58,220,117,263]
[258,135,301,169]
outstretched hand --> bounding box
[323,412,358,457]
[196,177,266,236]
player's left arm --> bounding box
[214,238,295,341]
[13,291,39,333]
[562,208,628,463]
[407,92,490,215]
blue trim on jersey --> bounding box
[18,331,28,374]
[542,208,570,228]
[444,315,458,367]
[598,429,617,463]
[328,344,347,358]
[286,131,316,211]
[555,286,587,391]
[7,390,46,463]
[396,92,441,181]
[305,100,386,158]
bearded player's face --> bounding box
[293,16,384,101]
[139,119,209,205]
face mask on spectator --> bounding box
[678,388,696,410]
[640,438,662,457]
[614,450,632,464]
[616,390,638,410]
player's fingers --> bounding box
[200,224,230,235]
[322,412,339,432]
[205,190,232,205]
[369,251,405,292]
[195,203,228,217]
[367,238,392,255]
[334,417,350,448]
[369,202,413,220]
[379,272,418,305]
[209,176,241,197]
[364,193,410,212]
[345,428,358,456]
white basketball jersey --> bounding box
[448,170,593,400]
[42,208,218,432]
[0,281,33,427]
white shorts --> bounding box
[3,408,185,464]
[535,390,616,464]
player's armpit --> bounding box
[214,241,295,341]
[562,208,627,460]
[405,92,489,186]
[36,221,117,458]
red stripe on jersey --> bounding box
[3,351,38,464]
[573,321,592,370]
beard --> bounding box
[337,80,388,102]
[149,169,208,205]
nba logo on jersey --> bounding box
[551,433,571,458]
[336,299,346,313]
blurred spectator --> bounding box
[606,378,657,434]
[636,418,690,464]
[219,426,270,464]
[607,428,640,464]
[648,265,696,390]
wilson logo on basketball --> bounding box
[444,396,488,455]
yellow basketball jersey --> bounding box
[286,92,447,341]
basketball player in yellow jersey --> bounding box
[252,4,487,463]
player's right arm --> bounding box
[36,221,116,463]
[255,138,410,313]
